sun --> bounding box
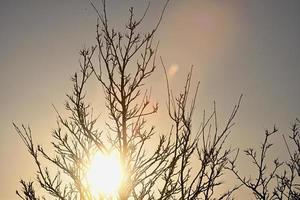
[85,151,123,197]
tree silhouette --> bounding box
[277,119,300,199]
[227,119,300,200]
[14,1,248,200]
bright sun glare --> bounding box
[85,151,123,197]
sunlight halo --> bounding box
[85,151,123,197]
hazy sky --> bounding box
[0,0,300,199]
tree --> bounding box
[227,120,300,200]
[14,1,243,200]
[277,119,300,199]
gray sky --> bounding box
[0,0,300,199]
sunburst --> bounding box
[85,151,123,198]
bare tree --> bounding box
[273,119,300,199]
[228,126,282,200]
[228,119,300,200]
[14,1,242,200]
